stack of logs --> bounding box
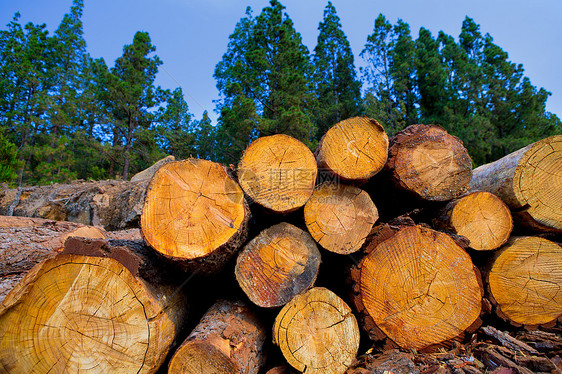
[0,117,561,373]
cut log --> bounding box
[470,135,562,233]
[273,287,360,374]
[235,222,321,308]
[238,134,317,214]
[487,236,562,326]
[141,158,249,273]
[351,222,483,350]
[386,124,473,201]
[315,116,389,181]
[0,238,187,373]
[0,179,147,230]
[168,300,265,374]
[304,183,379,254]
[130,155,175,182]
[434,192,513,251]
[0,216,106,302]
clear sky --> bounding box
[2,0,561,125]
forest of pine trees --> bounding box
[1,0,560,186]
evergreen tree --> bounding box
[312,1,361,138]
[250,0,315,143]
[157,87,196,159]
[104,31,165,180]
[390,20,417,126]
[193,110,216,161]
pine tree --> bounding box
[104,31,165,180]
[390,20,417,126]
[312,1,361,138]
[157,87,196,159]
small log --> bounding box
[235,222,321,308]
[351,222,482,350]
[487,236,562,326]
[434,192,513,251]
[386,124,473,201]
[273,287,360,374]
[141,158,249,273]
[0,238,187,373]
[315,117,389,181]
[0,216,106,302]
[470,135,562,232]
[168,300,266,374]
[0,179,148,230]
[304,183,379,254]
[130,155,175,182]
[238,134,317,214]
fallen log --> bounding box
[434,192,513,251]
[141,158,250,273]
[238,134,317,214]
[168,299,265,374]
[273,287,360,374]
[386,124,473,201]
[487,236,562,327]
[0,179,147,230]
[304,183,379,254]
[470,135,562,232]
[351,220,483,350]
[0,238,187,373]
[235,222,321,308]
[0,216,106,302]
[315,116,389,181]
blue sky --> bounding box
[2,0,561,124]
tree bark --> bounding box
[141,158,250,273]
[434,191,513,251]
[168,300,266,374]
[273,287,360,374]
[304,182,379,254]
[0,216,106,302]
[238,134,317,214]
[0,179,148,231]
[315,116,389,182]
[386,124,473,201]
[470,135,562,233]
[0,237,188,373]
[235,222,321,308]
[487,236,562,327]
[350,220,483,350]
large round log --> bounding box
[168,300,266,374]
[304,183,378,254]
[238,134,317,214]
[235,222,320,308]
[434,191,513,251]
[386,124,473,201]
[273,287,360,374]
[141,158,249,273]
[470,135,562,233]
[315,117,389,181]
[488,236,562,326]
[0,242,187,373]
[351,222,482,350]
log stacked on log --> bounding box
[0,237,187,373]
[1,117,562,373]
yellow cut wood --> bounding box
[0,254,185,373]
[488,236,562,326]
[273,287,360,374]
[315,117,389,181]
[238,134,317,213]
[304,183,378,254]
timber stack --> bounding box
[1,117,561,373]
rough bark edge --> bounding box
[140,161,251,275]
[349,218,485,352]
[385,124,473,201]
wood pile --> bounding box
[0,117,561,373]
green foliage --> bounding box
[0,131,22,184]
[312,1,361,138]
